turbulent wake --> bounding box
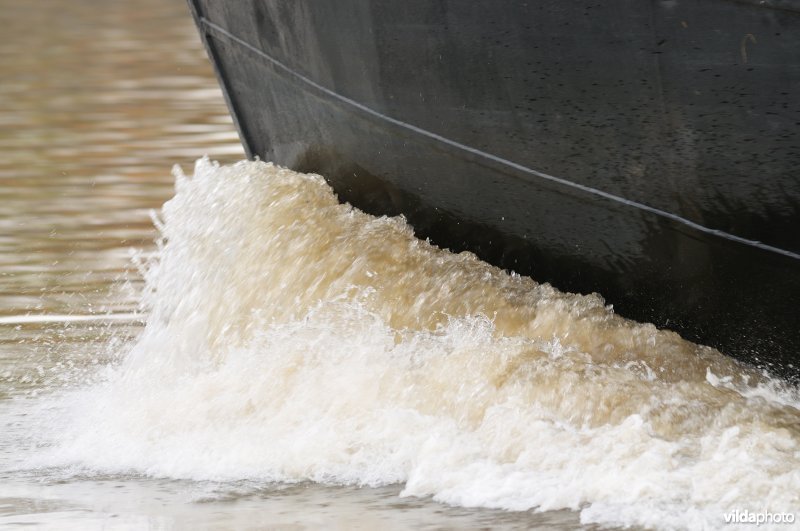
[28,159,800,530]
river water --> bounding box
[1,1,799,530]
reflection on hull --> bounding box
[188,0,800,378]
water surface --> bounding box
[1,2,798,531]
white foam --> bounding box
[24,159,800,530]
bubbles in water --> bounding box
[21,159,800,530]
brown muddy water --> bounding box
[0,1,798,530]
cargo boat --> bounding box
[187,0,799,379]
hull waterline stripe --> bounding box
[201,18,800,262]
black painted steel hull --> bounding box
[188,0,800,378]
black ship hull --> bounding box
[188,0,800,378]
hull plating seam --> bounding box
[200,17,800,262]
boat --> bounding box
[187,0,800,380]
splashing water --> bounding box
[19,159,800,530]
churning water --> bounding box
[4,159,797,530]
[1,1,798,529]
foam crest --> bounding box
[32,159,800,530]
